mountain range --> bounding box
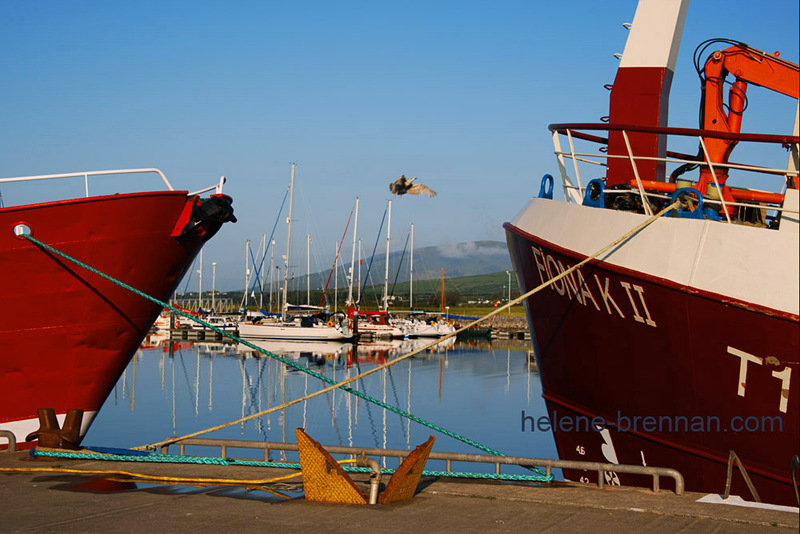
[180,240,515,308]
[308,240,512,290]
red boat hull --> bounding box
[506,224,799,506]
[0,190,229,446]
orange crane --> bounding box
[699,43,799,198]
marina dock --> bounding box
[158,312,531,342]
[1,448,796,533]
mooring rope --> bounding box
[23,234,550,477]
[21,200,677,479]
[26,449,552,483]
[1,456,360,497]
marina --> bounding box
[84,336,551,464]
[1,0,798,529]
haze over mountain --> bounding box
[244,240,513,295]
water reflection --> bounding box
[88,335,556,474]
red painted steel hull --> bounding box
[505,224,799,506]
[0,191,221,446]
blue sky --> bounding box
[2,1,797,290]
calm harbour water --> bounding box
[85,334,558,476]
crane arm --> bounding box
[696,44,799,197]
[703,44,798,136]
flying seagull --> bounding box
[389,175,437,197]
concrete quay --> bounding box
[1,449,797,533]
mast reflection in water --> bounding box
[86,334,556,475]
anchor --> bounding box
[296,428,435,505]
[26,408,84,450]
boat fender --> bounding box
[538,174,554,199]
[669,188,706,220]
[582,179,605,208]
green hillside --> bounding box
[181,270,520,312]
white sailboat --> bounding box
[345,199,405,338]
[238,163,353,341]
[390,222,454,338]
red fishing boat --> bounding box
[0,169,235,448]
[505,1,798,505]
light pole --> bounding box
[212,262,217,313]
[506,270,512,314]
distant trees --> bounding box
[426,292,461,308]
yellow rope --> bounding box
[134,201,678,452]
[0,459,357,488]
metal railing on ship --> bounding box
[0,168,227,199]
[549,123,800,223]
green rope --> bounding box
[31,449,553,482]
[23,234,551,480]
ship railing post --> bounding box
[621,130,653,216]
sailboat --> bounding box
[345,199,405,338]
[397,223,455,338]
[238,163,353,341]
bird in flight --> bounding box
[389,175,437,197]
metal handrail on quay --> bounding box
[161,437,684,495]
[0,430,16,453]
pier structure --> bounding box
[1,445,796,532]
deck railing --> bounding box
[548,123,800,223]
[0,169,227,201]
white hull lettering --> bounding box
[595,275,626,319]
[546,255,566,296]
[631,284,656,327]
[728,346,793,414]
[577,269,601,311]
[526,247,659,327]
[729,346,763,397]
[557,259,584,305]
[620,282,657,327]
[532,246,549,286]
[771,367,792,414]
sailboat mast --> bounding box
[198,248,203,312]
[282,163,296,321]
[269,239,275,313]
[441,268,444,313]
[306,233,311,306]
[334,241,338,312]
[243,240,249,310]
[346,197,359,306]
[259,234,266,309]
[409,222,414,309]
[383,199,391,312]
